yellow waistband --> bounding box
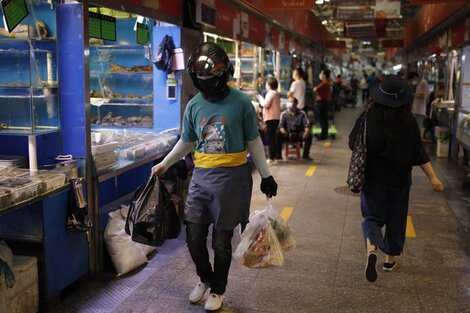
[194,150,248,168]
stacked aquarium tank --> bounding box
[89,17,154,128]
[0,0,59,135]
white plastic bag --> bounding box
[234,202,285,268]
[104,206,156,277]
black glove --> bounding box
[260,176,278,198]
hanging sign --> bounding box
[100,14,116,41]
[374,0,401,19]
[88,11,101,39]
[247,0,314,9]
[1,0,29,33]
[136,22,149,45]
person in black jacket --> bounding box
[349,75,443,283]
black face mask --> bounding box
[197,75,229,102]
[197,75,221,91]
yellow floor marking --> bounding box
[323,141,331,148]
[406,215,416,237]
[305,165,317,177]
[280,207,294,222]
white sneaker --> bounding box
[204,293,225,311]
[188,281,210,303]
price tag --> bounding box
[100,14,116,41]
[88,11,101,39]
[1,0,29,33]
[136,22,149,46]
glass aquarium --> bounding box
[0,1,59,135]
[89,17,154,128]
[279,54,292,97]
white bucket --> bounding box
[171,48,185,71]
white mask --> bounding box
[319,74,323,80]
[286,102,293,110]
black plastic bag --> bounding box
[125,175,181,246]
[153,35,175,73]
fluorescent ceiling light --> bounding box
[321,20,328,25]
[315,0,324,4]
[362,41,371,45]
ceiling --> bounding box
[311,0,420,56]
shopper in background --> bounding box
[350,74,359,99]
[257,77,281,164]
[314,68,331,141]
[360,73,369,104]
[367,72,379,97]
[151,42,278,311]
[331,74,343,111]
[278,96,313,161]
[349,74,443,283]
[410,72,430,141]
[287,68,306,111]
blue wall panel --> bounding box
[152,26,181,132]
[57,4,87,158]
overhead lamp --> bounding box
[321,20,328,25]
[336,37,340,41]
[362,41,371,45]
[315,0,324,4]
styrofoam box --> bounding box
[0,255,39,313]
[0,178,41,204]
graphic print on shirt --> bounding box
[199,116,226,154]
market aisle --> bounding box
[51,106,470,313]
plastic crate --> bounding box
[0,255,39,313]
[0,188,12,208]
[0,177,41,204]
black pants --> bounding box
[362,89,369,104]
[186,222,234,295]
[276,131,312,158]
[314,100,329,140]
[265,119,280,160]
[360,183,410,255]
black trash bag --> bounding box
[153,35,175,73]
[125,175,181,246]
[67,178,92,233]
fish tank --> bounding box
[0,1,59,135]
[89,17,154,128]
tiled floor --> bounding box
[50,106,470,313]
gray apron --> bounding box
[184,163,253,230]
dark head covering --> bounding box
[370,74,412,108]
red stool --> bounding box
[285,142,301,159]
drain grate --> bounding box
[334,186,360,197]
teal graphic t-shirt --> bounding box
[182,87,259,153]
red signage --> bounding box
[249,15,265,46]
[244,0,314,9]
[382,39,404,48]
[410,0,464,4]
[323,40,346,48]
[451,19,465,48]
[215,0,240,37]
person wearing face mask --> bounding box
[151,42,278,311]
[313,69,332,141]
[287,68,306,111]
[257,77,281,164]
[277,96,313,161]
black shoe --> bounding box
[302,155,313,161]
[383,261,397,272]
[365,251,378,282]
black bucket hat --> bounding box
[370,74,412,108]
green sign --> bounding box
[1,0,29,33]
[136,22,149,46]
[100,14,116,41]
[217,38,235,54]
[89,11,101,39]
